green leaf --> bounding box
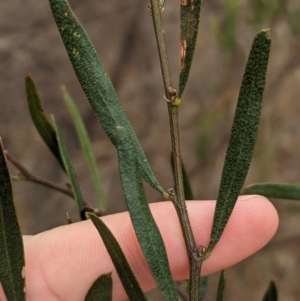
[52,117,86,220]
[181,161,194,200]
[262,280,277,301]
[63,87,105,211]
[206,29,271,255]
[49,0,168,199]
[179,0,203,98]
[85,274,112,301]
[116,127,178,301]
[200,276,208,300]
[26,75,65,172]
[88,213,147,301]
[243,183,300,200]
[0,138,25,301]
[216,270,226,301]
[170,154,194,200]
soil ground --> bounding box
[1,0,300,300]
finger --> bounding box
[0,195,278,301]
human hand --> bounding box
[0,196,278,301]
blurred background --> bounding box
[1,0,300,299]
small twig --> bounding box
[5,150,104,217]
[6,151,73,196]
[5,150,74,198]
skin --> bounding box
[0,195,278,301]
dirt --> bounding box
[1,0,300,300]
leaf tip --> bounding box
[50,114,56,123]
[258,28,271,39]
[61,85,69,100]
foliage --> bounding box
[0,140,25,301]
[262,280,278,301]
[85,274,113,301]
[63,88,105,211]
[0,0,296,300]
[88,213,146,301]
[206,29,271,255]
[216,270,226,301]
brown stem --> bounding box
[5,150,74,198]
[149,1,202,299]
[5,151,104,218]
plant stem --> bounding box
[5,151,103,217]
[149,1,202,299]
[5,150,74,197]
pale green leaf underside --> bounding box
[88,213,147,301]
[116,127,178,301]
[26,75,65,172]
[85,274,112,301]
[52,117,86,220]
[63,88,105,211]
[49,0,167,198]
[243,183,300,200]
[0,139,25,301]
[207,30,271,255]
